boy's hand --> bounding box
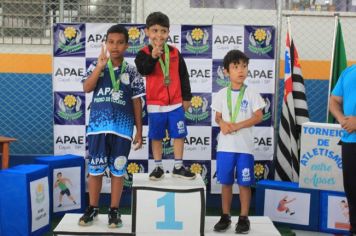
[151,42,163,59]
[231,122,243,133]
[183,101,191,112]
[97,44,109,70]
[219,120,234,135]
[133,133,143,150]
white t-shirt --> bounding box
[211,86,266,154]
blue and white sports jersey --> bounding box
[83,60,145,140]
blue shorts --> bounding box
[148,106,188,140]
[216,152,255,186]
[87,133,130,177]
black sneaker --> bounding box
[108,208,122,228]
[149,166,164,180]
[78,206,99,226]
[172,166,196,180]
[214,214,231,232]
[235,216,250,234]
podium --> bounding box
[0,164,50,236]
[131,173,206,236]
[53,214,281,236]
[52,174,281,235]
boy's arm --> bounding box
[83,65,104,92]
[178,51,192,110]
[134,48,159,76]
[132,97,143,150]
[83,45,108,92]
[231,109,263,132]
[215,111,233,135]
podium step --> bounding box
[205,216,281,236]
[53,213,133,235]
[53,214,281,236]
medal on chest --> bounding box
[107,59,127,102]
[111,91,121,101]
[158,43,170,87]
[164,75,171,86]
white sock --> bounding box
[155,160,163,168]
[174,159,183,169]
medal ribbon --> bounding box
[158,43,170,84]
[227,84,246,123]
[108,59,127,92]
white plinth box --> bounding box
[131,173,206,236]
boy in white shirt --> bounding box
[211,50,265,234]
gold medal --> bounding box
[164,75,171,86]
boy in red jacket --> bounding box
[135,11,195,181]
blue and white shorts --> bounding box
[216,151,255,186]
[148,106,188,140]
[87,133,130,177]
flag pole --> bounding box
[326,15,338,122]
[287,17,292,45]
[286,16,295,181]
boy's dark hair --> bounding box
[57,172,62,177]
[146,12,170,29]
[106,24,129,43]
[223,50,249,71]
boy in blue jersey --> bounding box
[329,65,356,236]
[79,24,145,228]
[211,50,265,234]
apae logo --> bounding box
[56,135,84,145]
[167,34,179,44]
[87,33,106,43]
[185,28,210,54]
[247,69,273,79]
[254,163,269,181]
[214,35,242,45]
[35,183,45,203]
[215,65,230,88]
[124,162,145,188]
[190,163,208,185]
[262,97,271,121]
[240,99,248,112]
[127,27,146,54]
[185,95,209,123]
[162,129,174,155]
[248,28,273,55]
[140,97,146,119]
[55,67,84,83]
[58,26,84,53]
[254,137,272,146]
[242,168,251,182]
[56,135,84,151]
[184,136,210,145]
[57,95,83,121]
